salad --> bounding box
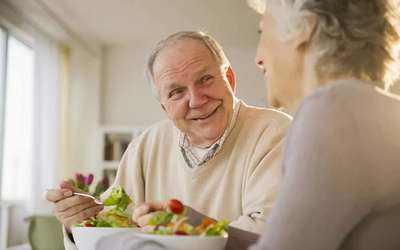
[76,186,137,228]
[146,199,229,237]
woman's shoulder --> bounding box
[285,80,378,186]
[286,79,400,208]
[306,78,398,103]
[288,78,400,166]
[299,78,400,118]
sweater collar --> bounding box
[178,97,240,168]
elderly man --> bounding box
[47,31,291,250]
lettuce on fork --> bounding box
[75,186,136,228]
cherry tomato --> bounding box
[84,222,94,227]
[167,199,184,214]
[175,230,188,235]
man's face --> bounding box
[152,39,236,148]
[255,10,306,111]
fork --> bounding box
[73,192,103,205]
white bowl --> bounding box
[72,227,227,250]
[134,233,228,250]
[71,227,141,250]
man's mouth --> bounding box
[191,105,219,121]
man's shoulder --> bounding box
[146,119,176,133]
[228,101,292,144]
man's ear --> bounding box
[293,14,318,50]
[226,66,236,92]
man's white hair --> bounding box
[146,31,231,99]
[248,0,400,89]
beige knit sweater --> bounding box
[115,101,290,230]
[64,101,291,249]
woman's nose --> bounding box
[255,43,264,69]
[255,58,263,68]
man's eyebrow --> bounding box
[194,66,211,77]
[162,82,182,93]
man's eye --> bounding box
[168,88,185,99]
[200,75,213,84]
[257,29,262,34]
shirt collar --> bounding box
[179,98,240,168]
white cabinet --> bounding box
[100,126,145,183]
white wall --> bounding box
[225,45,267,107]
[66,43,102,178]
[101,44,164,126]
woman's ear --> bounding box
[293,14,318,50]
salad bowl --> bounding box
[71,186,140,250]
[72,227,228,250]
[71,190,228,250]
[135,232,228,250]
[71,226,141,250]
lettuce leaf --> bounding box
[149,211,173,226]
[103,186,132,212]
[203,219,229,236]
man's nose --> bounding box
[188,88,207,109]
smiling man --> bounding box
[151,33,238,163]
[48,31,291,250]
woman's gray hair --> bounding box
[146,31,231,99]
[248,0,400,89]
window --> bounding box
[0,28,34,201]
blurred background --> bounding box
[0,0,399,249]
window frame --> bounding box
[0,24,34,200]
[0,25,8,198]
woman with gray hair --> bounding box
[247,0,400,249]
